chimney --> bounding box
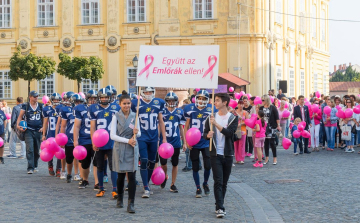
[350,62,352,67]
[344,64,346,69]
[339,64,342,70]
[334,65,337,72]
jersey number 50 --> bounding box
[139,113,157,130]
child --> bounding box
[291,118,301,155]
[253,110,266,168]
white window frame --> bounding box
[127,67,137,94]
[127,0,146,23]
[38,73,55,98]
[37,0,55,27]
[0,0,11,28]
[300,70,305,96]
[321,10,325,41]
[81,79,100,93]
[193,0,213,20]
[312,5,317,38]
[0,71,12,99]
[289,69,295,97]
[299,0,306,33]
[313,73,318,91]
[276,66,282,91]
[323,74,327,95]
[288,0,295,29]
[81,0,100,25]
[275,0,282,24]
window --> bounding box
[323,74,327,94]
[321,10,325,41]
[193,0,213,19]
[38,74,54,98]
[312,5,316,38]
[0,0,11,28]
[275,0,282,24]
[127,0,146,22]
[0,71,11,99]
[81,79,100,93]
[128,68,137,94]
[289,69,295,97]
[81,0,100,24]
[276,67,282,91]
[299,0,306,33]
[313,73,318,91]
[38,0,54,26]
[300,70,305,96]
[288,0,295,29]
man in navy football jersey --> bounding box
[89,88,120,198]
[184,90,216,198]
[159,92,186,193]
[17,91,44,174]
[55,92,67,179]
[0,106,7,164]
[131,86,167,198]
[42,93,62,176]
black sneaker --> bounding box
[94,183,106,191]
[182,167,192,172]
[0,157,4,164]
[78,178,84,185]
[161,176,168,189]
[203,184,210,196]
[196,188,202,198]
[79,180,89,189]
[66,174,72,183]
[170,184,178,193]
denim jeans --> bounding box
[292,138,300,153]
[25,130,42,171]
[185,148,202,169]
[285,119,290,138]
[325,126,337,149]
[210,155,233,211]
[9,129,26,157]
[319,123,327,146]
[357,130,360,145]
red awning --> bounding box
[219,73,250,86]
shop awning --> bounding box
[219,73,250,86]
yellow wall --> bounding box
[0,0,330,105]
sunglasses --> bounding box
[347,101,351,103]
[32,96,39,98]
[262,100,265,102]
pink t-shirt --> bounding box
[324,114,337,127]
[255,119,267,138]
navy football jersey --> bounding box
[160,108,186,148]
[89,103,120,150]
[74,104,92,145]
[0,110,6,135]
[42,106,58,139]
[55,104,64,114]
[21,103,44,131]
[183,103,217,149]
[60,106,74,146]
[131,98,165,142]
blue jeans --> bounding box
[25,130,42,171]
[292,138,300,153]
[285,119,290,138]
[325,126,337,149]
[357,130,360,145]
[319,123,327,146]
[185,148,202,169]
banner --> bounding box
[205,85,227,94]
[136,45,219,89]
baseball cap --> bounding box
[29,91,39,97]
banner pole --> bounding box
[209,89,215,151]
[134,86,141,140]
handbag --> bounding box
[341,125,351,141]
[352,124,357,134]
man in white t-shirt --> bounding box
[203,93,238,218]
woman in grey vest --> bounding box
[110,91,140,213]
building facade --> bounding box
[0,0,329,104]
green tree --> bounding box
[329,65,360,82]
[9,46,56,96]
[57,53,104,92]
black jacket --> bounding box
[293,105,311,129]
[203,112,238,157]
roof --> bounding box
[219,73,250,86]
[329,82,360,92]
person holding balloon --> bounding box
[0,106,7,164]
[293,95,312,154]
[322,99,338,151]
[341,98,355,153]
[252,110,267,167]
[234,100,248,164]
[309,99,322,152]
[277,101,288,138]
[291,118,302,155]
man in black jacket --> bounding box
[203,93,238,218]
[293,95,312,154]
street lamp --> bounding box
[132,54,138,68]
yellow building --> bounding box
[0,0,329,104]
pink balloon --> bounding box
[235,93,241,100]
[46,137,58,154]
[311,104,319,113]
[305,102,311,107]
[244,119,256,129]
[5,113,10,120]
[282,110,290,118]
[191,97,195,103]
[73,146,87,160]
[186,128,201,146]
[92,129,110,148]
[240,91,245,95]
[270,96,274,104]
[40,148,54,162]
[324,106,331,115]
[0,137,3,147]
[40,141,46,150]
[79,92,86,99]
[289,122,294,130]
[229,99,238,109]
[336,105,342,110]
[254,96,262,105]
[345,108,353,118]
[229,87,234,92]
[282,138,292,150]
[315,91,321,98]
[61,92,66,98]
[304,98,309,102]
[336,110,345,119]
[251,113,258,119]
[301,130,311,138]
[293,130,301,138]
[151,167,166,185]
[354,106,360,114]
[297,124,305,131]
[246,93,252,99]
[55,133,68,146]
[158,143,174,159]
[195,88,200,92]
[284,102,288,109]
[42,95,49,104]
[55,148,66,159]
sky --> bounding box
[329,0,360,72]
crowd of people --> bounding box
[1,85,358,218]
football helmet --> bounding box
[98,88,112,105]
[165,92,179,108]
[140,86,155,101]
[50,93,62,106]
[195,90,210,108]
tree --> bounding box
[330,66,360,82]
[9,46,56,96]
[57,53,104,92]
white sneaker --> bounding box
[351,148,355,153]
[250,155,254,159]
[74,174,81,181]
[345,148,352,153]
[142,190,150,198]
[294,153,299,155]
[232,164,235,167]
[216,209,225,218]
[60,172,66,180]
[34,168,38,173]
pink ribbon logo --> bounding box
[202,55,217,80]
[138,55,154,78]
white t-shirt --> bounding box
[215,112,231,155]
